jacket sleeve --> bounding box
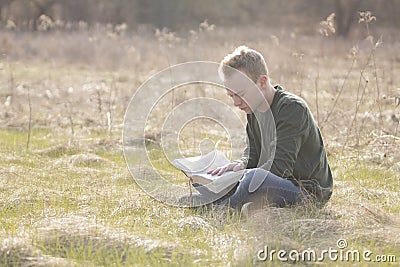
[268,102,309,178]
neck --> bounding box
[256,83,276,112]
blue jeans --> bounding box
[193,168,304,210]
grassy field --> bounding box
[1,21,400,266]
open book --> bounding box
[172,150,244,194]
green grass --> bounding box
[1,124,399,266]
[0,125,248,265]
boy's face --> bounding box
[224,71,264,114]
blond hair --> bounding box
[219,45,269,83]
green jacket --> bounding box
[237,85,333,202]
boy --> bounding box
[185,46,333,210]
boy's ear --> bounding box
[257,75,268,86]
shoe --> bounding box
[240,202,255,218]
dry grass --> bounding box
[0,19,400,266]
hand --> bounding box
[207,162,245,176]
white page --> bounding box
[172,150,230,174]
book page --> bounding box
[172,150,230,174]
[193,170,236,181]
[193,169,245,193]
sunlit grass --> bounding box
[1,122,399,266]
[1,27,400,265]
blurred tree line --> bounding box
[0,0,399,36]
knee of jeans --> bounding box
[232,177,249,197]
[245,168,270,182]
[241,168,270,193]
[246,168,269,177]
[238,169,258,193]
